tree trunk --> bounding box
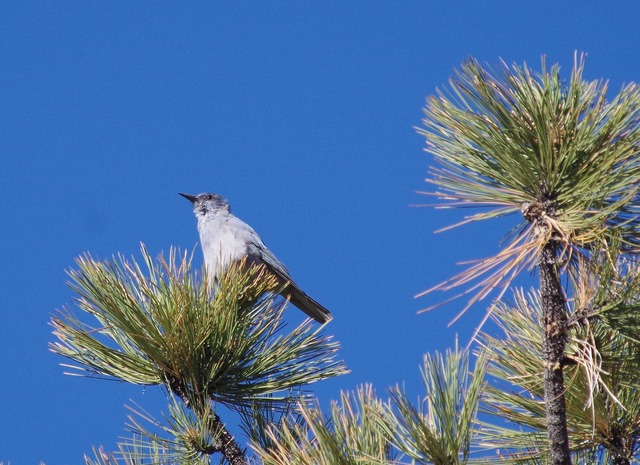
[538,241,571,465]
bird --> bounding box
[180,192,332,324]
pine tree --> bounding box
[49,54,640,465]
[415,53,640,465]
[51,245,347,464]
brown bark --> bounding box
[211,413,247,465]
[539,241,571,465]
[167,375,247,464]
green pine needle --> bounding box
[50,244,348,411]
[478,288,640,462]
[388,344,489,464]
[417,53,640,318]
[250,385,396,465]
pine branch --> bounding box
[250,385,396,465]
[51,244,348,464]
[208,414,247,465]
[478,286,640,463]
[416,53,640,465]
[387,344,490,464]
[50,245,347,408]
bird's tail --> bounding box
[284,283,333,324]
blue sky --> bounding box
[2,2,640,463]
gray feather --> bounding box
[180,192,332,324]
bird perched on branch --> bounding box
[180,192,332,324]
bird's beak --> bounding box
[179,192,197,203]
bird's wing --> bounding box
[234,217,293,280]
[250,231,333,323]
[232,215,332,324]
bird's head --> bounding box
[179,192,230,217]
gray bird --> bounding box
[180,192,332,324]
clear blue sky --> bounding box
[2,2,640,463]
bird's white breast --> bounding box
[197,212,252,277]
